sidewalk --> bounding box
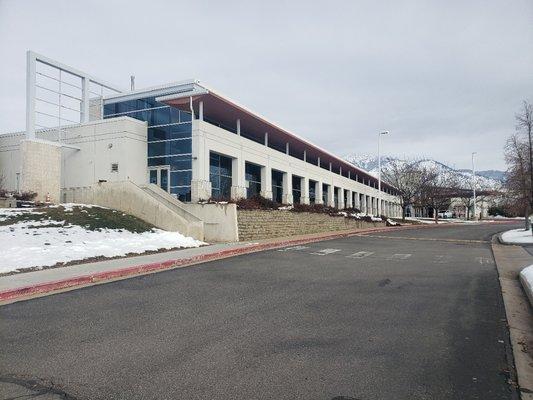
[492,241,533,399]
[0,224,408,304]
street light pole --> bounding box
[472,152,477,220]
[377,131,389,216]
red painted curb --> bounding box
[0,221,510,302]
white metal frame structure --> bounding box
[26,50,122,139]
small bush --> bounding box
[14,191,37,201]
[236,195,281,210]
[291,203,338,214]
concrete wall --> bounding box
[62,181,204,241]
[183,203,239,242]
[21,139,62,202]
[190,119,402,216]
[0,117,147,197]
[237,210,383,241]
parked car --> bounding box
[438,211,453,219]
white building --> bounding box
[0,52,402,218]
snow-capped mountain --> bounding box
[344,154,504,191]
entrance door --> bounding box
[148,167,170,192]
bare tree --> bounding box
[504,132,531,229]
[418,167,460,223]
[381,160,433,221]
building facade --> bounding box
[99,80,401,215]
[0,53,402,217]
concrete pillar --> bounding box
[303,150,307,162]
[199,101,204,121]
[230,157,246,200]
[329,162,332,172]
[318,157,321,168]
[316,181,323,205]
[366,196,371,215]
[236,119,241,136]
[337,187,345,209]
[260,165,272,199]
[282,171,293,204]
[301,176,310,204]
[264,132,268,146]
[353,192,359,209]
[286,142,289,155]
[191,124,211,202]
[327,184,335,207]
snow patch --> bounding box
[501,228,533,244]
[0,221,204,273]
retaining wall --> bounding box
[238,210,383,241]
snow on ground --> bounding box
[519,265,533,306]
[0,217,204,274]
[501,228,533,244]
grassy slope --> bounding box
[0,205,154,232]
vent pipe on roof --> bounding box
[130,75,135,91]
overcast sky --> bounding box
[1,0,532,170]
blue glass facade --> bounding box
[103,97,192,201]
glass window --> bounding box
[309,180,316,204]
[149,169,157,185]
[292,175,301,204]
[322,183,328,205]
[272,170,284,204]
[245,162,262,198]
[209,152,233,200]
[170,170,192,187]
[170,186,191,202]
[148,139,191,157]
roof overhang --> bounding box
[103,80,397,193]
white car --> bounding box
[438,211,453,219]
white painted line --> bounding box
[388,253,412,260]
[278,245,309,252]
[475,256,494,265]
[434,255,450,264]
[346,251,374,259]
[310,248,342,256]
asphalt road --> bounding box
[0,222,520,400]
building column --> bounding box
[260,165,272,200]
[360,194,366,214]
[337,187,345,209]
[191,125,211,202]
[282,171,293,204]
[327,184,335,207]
[366,196,371,215]
[315,181,323,205]
[301,176,310,204]
[230,157,246,200]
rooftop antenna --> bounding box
[130,75,135,91]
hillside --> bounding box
[0,204,203,274]
[344,154,503,191]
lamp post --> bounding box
[472,152,477,220]
[377,131,389,216]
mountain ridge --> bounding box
[344,154,504,191]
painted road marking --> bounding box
[310,248,342,256]
[278,245,309,252]
[357,234,489,244]
[434,255,451,264]
[346,251,374,259]
[475,256,494,265]
[387,253,412,260]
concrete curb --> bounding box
[491,237,533,399]
[0,224,412,303]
